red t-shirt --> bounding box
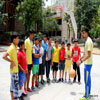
[17,50,27,72]
[72,46,81,62]
[60,48,65,61]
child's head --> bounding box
[48,38,52,44]
[67,42,71,50]
[34,37,39,45]
[43,35,47,43]
[18,40,25,50]
[39,39,42,47]
[55,40,59,47]
[29,30,34,40]
[73,39,78,47]
[11,32,19,45]
[61,41,65,48]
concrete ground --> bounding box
[0,46,100,100]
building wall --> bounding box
[52,0,75,42]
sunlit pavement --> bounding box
[0,51,100,100]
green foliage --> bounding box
[89,5,100,38]
[16,0,43,33]
[42,8,59,33]
[75,0,100,33]
[0,1,8,26]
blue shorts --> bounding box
[59,60,65,70]
[19,72,26,86]
[10,73,19,99]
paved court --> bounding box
[0,52,100,100]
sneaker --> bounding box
[40,80,44,85]
[57,78,61,83]
[65,79,67,83]
[80,96,89,100]
[27,88,32,92]
[19,96,24,100]
[47,78,50,83]
[35,84,39,88]
[42,79,45,83]
[55,78,57,82]
[73,80,76,83]
[88,94,91,98]
[61,78,64,82]
[31,86,35,91]
[22,90,27,96]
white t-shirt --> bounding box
[39,46,44,64]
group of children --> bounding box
[2,30,81,100]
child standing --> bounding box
[31,38,41,90]
[2,32,19,100]
[58,41,65,82]
[39,39,44,85]
[72,39,81,83]
[17,40,27,100]
[51,40,60,82]
[65,42,72,82]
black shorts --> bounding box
[27,64,32,71]
[52,62,58,72]
[39,64,44,75]
[41,59,46,75]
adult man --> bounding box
[77,28,93,100]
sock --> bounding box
[32,82,34,87]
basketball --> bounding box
[69,69,76,78]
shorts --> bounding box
[59,60,65,71]
[65,60,71,72]
[28,64,32,71]
[19,72,26,86]
[42,59,46,75]
[10,73,19,99]
[52,62,58,72]
[32,65,39,75]
[39,64,44,75]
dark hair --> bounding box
[34,37,39,41]
[61,41,65,45]
[39,39,42,42]
[29,30,35,35]
[82,28,89,33]
[73,38,78,42]
[18,40,24,47]
[11,32,19,42]
[55,39,59,43]
[67,42,71,46]
[43,35,47,38]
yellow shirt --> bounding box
[52,46,60,63]
[25,38,33,64]
[7,43,18,73]
[65,49,72,60]
[84,37,93,65]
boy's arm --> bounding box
[18,64,25,74]
[33,48,41,58]
[2,52,15,69]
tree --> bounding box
[16,0,43,33]
[89,5,100,38]
[0,1,8,31]
[42,8,59,35]
[74,0,100,34]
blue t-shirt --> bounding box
[42,40,48,59]
[32,45,40,65]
